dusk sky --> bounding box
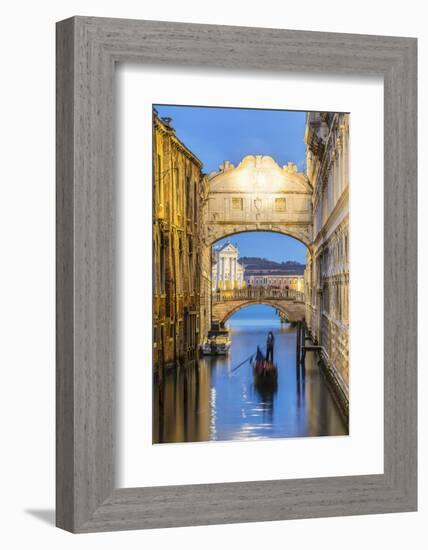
[215,233,306,264]
[154,104,307,264]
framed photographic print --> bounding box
[56,17,417,532]
[150,105,350,447]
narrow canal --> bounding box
[153,305,347,444]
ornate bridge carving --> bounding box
[202,155,313,247]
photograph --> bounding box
[152,105,350,444]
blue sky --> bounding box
[154,104,307,264]
[216,232,306,264]
[154,104,307,174]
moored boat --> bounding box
[200,328,231,356]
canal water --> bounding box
[153,305,348,444]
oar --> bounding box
[230,353,254,373]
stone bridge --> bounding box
[202,155,313,247]
[212,287,306,324]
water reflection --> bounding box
[153,312,348,444]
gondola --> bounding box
[252,352,278,388]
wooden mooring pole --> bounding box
[296,321,301,378]
[301,322,306,380]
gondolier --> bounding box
[266,331,275,362]
[253,342,277,388]
[256,345,264,363]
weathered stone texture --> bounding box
[153,113,205,369]
[304,112,350,397]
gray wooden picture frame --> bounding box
[56,16,417,533]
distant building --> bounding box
[241,257,306,276]
[212,241,245,290]
[242,256,305,292]
[245,273,304,293]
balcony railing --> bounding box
[212,286,305,304]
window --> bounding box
[186,175,192,220]
[322,191,328,224]
[188,239,193,293]
[156,153,162,203]
[337,284,342,320]
[323,284,330,313]
[193,175,198,224]
[179,239,184,293]
[160,234,166,293]
[174,164,181,218]
[232,197,243,210]
[274,198,286,211]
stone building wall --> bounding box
[153,112,206,369]
[304,112,350,400]
[198,201,212,351]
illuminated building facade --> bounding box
[153,112,205,369]
[211,241,245,290]
[304,112,350,403]
[245,274,304,292]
